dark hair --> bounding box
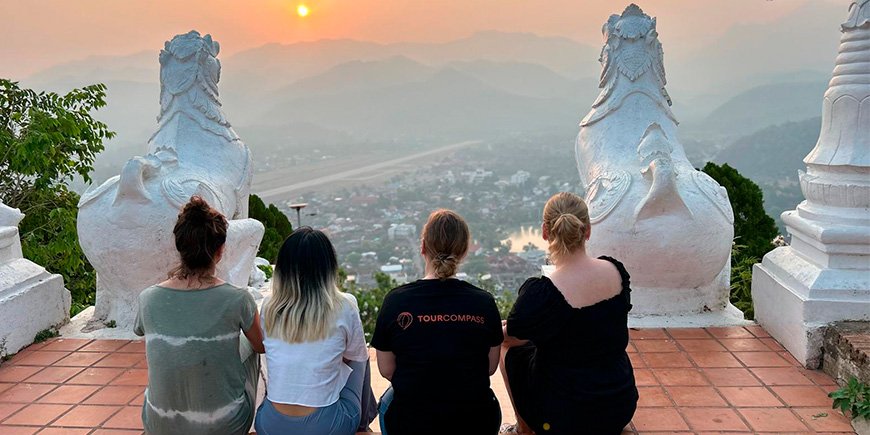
[273,227,339,290]
[170,196,227,280]
[422,209,470,280]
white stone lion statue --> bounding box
[77,31,264,330]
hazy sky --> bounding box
[0,0,848,79]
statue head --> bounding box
[600,4,666,86]
[158,31,222,120]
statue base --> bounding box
[0,258,70,359]
[752,212,870,368]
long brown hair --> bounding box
[169,196,227,280]
[421,209,470,280]
[543,192,590,264]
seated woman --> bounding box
[255,227,374,435]
[501,192,638,435]
[134,196,265,435]
[372,209,503,435]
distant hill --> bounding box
[447,59,597,100]
[712,116,822,230]
[693,81,826,138]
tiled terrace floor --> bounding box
[0,326,857,434]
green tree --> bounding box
[248,194,293,262]
[702,162,780,319]
[0,79,115,316]
[342,271,396,343]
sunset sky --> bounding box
[0,0,847,79]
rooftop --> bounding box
[0,325,856,434]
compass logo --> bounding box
[397,312,413,330]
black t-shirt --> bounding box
[371,278,503,403]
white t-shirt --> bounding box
[261,292,369,407]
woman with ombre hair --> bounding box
[255,227,375,435]
[372,209,503,435]
[500,192,638,435]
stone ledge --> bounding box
[822,321,870,384]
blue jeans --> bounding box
[255,360,368,435]
[378,386,394,435]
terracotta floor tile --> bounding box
[67,368,124,385]
[0,426,40,434]
[0,383,14,394]
[102,406,143,430]
[688,352,742,368]
[626,343,636,353]
[94,353,143,368]
[655,369,709,386]
[0,402,26,422]
[24,366,83,384]
[637,386,672,407]
[116,342,145,353]
[110,369,148,386]
[738,408,809,432]
[792,407,855,432]
[799,368,837,386]
[717,386,783,407]
[3,403,72,426]
[38,428,92,435]
[628,352,645,368]
[666,328,712,339]
[702,368,761,387]
[0,366,43,384]
[681,407,750,431]
[771,385,835,407]
[631,407,689,431]
[84,386,143,406]
[629,328,669,340]
[37,385,100,404]
[51,404,121,427]
[642,352,693,368]
[733,352,792,367]
[718,338,771,352]
[744,325,771,338]
[665,386,727,407]
[677,339,726,352]
[633,369,659,386]
[750,367,814,386]
[759,337,786,352]
[133,359,148,369]
[634,340,680,353]
[40,339,91,352]
[9,351,70,367]
[54,352,109,367]
[707,327,754,339]
[1,383,56,403]
[79,340,131,353]
[128,393,145,406]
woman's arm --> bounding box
[488,345,501,375]
[243,311,265,354]
[502,320,529,348]
[376,350,397,381]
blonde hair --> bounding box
[262,228,344,343]
[422,209,470,280]
[543,192,591,264]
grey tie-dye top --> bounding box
[133,283,257,435]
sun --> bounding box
[297,4,310,17]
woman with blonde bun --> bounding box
[372,209,503,435]
[500,192,638,435]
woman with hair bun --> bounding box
[372,209,503,435]
[133,196,264,435]
[500,192,638,435]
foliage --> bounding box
[702,162,779,261]
[258,264,273,281]
[33,328,59,344]
[0,79,114,317]
[342,271,395,343]
[249,194,293,263]
[729,245,757,318]
[829,377,870,421]
[702,162,780,319]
